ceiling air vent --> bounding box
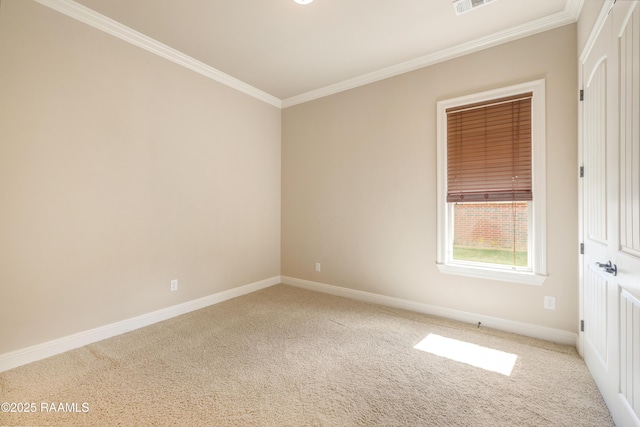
[453,0,496,16]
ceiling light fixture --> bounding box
[295,0,313,4]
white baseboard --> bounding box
[2,275,578,373]
[281,276,578,346]
[0,276,281,373]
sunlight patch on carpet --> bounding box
[414,333,517,376]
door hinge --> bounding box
[581,320,585,332]
[580,243,584,254]
[580,89,584,101]
[580,166,584,178]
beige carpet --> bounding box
[0,284,613,426]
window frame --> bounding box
[436,80,547,286]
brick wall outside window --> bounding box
[453,202,528,252]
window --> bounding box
[436,80,547,285]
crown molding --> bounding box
[282,3,583,108]
[34,0,583,110]
[566,0,585,21]
[34,0,282,108]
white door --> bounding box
[581,1,640,426]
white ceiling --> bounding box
[43,0,583,107]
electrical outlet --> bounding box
[170,279,178,292]
[544,296,555,310]
[315,263,321,272]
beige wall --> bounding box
[282,24,579,332]
[0,0,582,356]
[577,0,607,56]
[0,0,281,354]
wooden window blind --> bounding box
[446,92,533,203]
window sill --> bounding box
[436,263,547,286]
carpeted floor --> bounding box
[0,284,614,426]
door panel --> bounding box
[585,266,608,365]
[619,5,640,256]
[620,290,640,420]
[582,6,614,403]
[582,2,640,426]
[615,4,640,424]
[584,57,608,244]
